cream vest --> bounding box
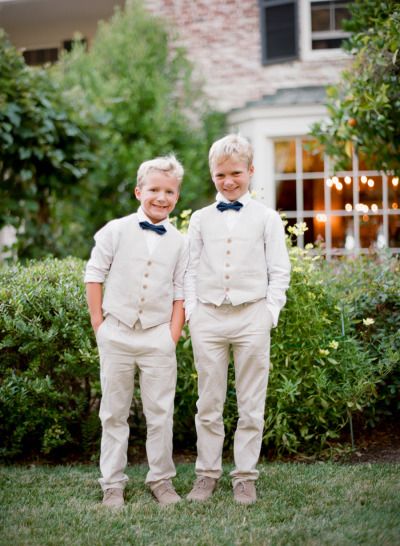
[102,213,184,328]
[197,200,268,305]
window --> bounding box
[274,137,400,256]
[259,0,298,64]
[310,0,351,50]
[23,48,59,66]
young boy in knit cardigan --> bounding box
[184,134,291,504]
[85,155,188,507]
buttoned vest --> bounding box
[197,200,268,305]
[101,214,184,328]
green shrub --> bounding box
[0,249,398,461]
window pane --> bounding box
[303,179,325,212]
[312,38,344,49]
[274,141,296,173]
[276,179,296,211]
[264,3,296,60]
[331,215,354,249]
[389,215,400,248]
[330,176,353,210]
[358,176,383,209]
[335,6,351,29]
[311,6,330,31]
[304,217,325,246]
[389,176,399,207]
[302,140,324,172]
[359,215,384,249]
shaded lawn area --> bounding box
[0,462,399,546]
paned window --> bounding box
[274,137,400,256]
[259,0,298,64]
[310,0,352,50]
[23,47,59,66]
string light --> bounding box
[355,203,369,213]
[326,178,333,187]
[371,204,378,212]
[316,213,327,222]
[361,175,367,184]
[393,177,399,187]
[367,179,375,187]
[393,202,399,210]
[344,176,352,184]
[336,182,343,191]
[345,203,352,211]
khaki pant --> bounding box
[96,315,177,490]
[189,299,272,485]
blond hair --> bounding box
[136,155,184,187]
[209,134,253,172]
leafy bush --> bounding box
[1,248,398,461]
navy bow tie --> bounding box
[216,201,243,212]
[139,221,167,235]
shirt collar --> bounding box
[215,191,251,206]
[137,206,170,227]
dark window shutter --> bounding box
[259,0,298,64]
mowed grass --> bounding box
[1,462,399,546]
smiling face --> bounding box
[134,170,180,223]
[211,155,254,202]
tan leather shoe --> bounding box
[233,481,257,505]
[102,488,124,508]
[187,476,217,501]
[151,481,181,506]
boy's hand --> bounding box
[91,315,104,333]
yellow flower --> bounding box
[362,318,375,326]
[329,340,339,350]
[319,349,330,356]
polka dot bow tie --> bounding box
[216,201,243,212]
[139,221,167,235]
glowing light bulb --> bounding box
[367,179,374,187]
[336,182,343,191]
[332,176,339,184]
[361,176,367,184]
[371,204,378,212]
[344,176,352,184]
[345,203,352,211]
[326,178,333,187]
[392,177,399,187]
[316,213,327,222]
[393,202,399,210]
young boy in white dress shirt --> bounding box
[184,134,291,504]
[85,155,188,507]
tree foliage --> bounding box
[311,0,400,174]
[0,30,93,258]
[52,0,224,257]
[1,1,225,259]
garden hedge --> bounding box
[0,250,398,461]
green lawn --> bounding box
[1,462,399,546]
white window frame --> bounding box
[299,0,351,62]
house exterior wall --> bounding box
[144,0,350,112]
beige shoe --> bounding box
[102,488,124,508]
[151,480,181,506]
[187,476,217,501]
[233,481,257,505]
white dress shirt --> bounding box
[184,192,291,326]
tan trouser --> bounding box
[189,299,272,485]
[96,315,177,490]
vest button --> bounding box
[227,238,232,243]
[143,285,148,289]
[225,263,230,267]
[225,287,230,292]
[140,297,145,302]
[226,250,231,255]
[147,260,152,266]
[225,275,230,279]
[144,272,149,277]
[138,309,143,314]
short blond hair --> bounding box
[209,134,253,172]
[136,155,184,187]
